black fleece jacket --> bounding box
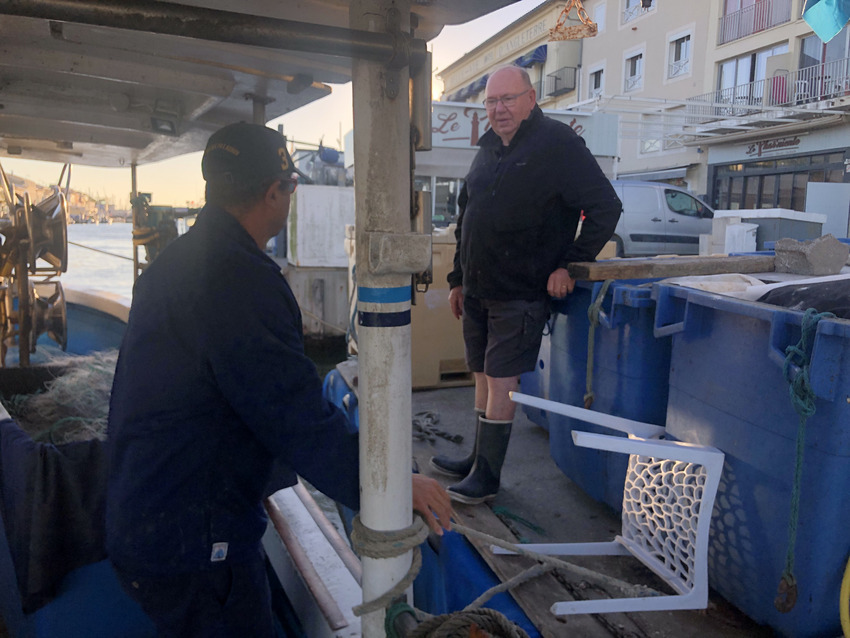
[448,106,622,301]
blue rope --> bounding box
[775,307,835,613]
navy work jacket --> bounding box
[448,106,622,300]
[106,205,359,575]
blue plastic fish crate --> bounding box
[653,281,850,638]
[321,367,359,433]
[533,279,672,512]
[519,329,551,431]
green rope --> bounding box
[492,506,545,537]
[775,307,835,613]
[584,279,614,409]
[385,601,418,638]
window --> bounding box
[625,53,643,92]
[665,190,708,217]
[669,35,691,78]
[718,0,791,44]
[590,68,604,98]
[799,28,850,100]
[640,114,661,154]
[712,152,846,211]
[717,43,788,107]
[593,2,606,32]
[640,138,661,153]
[623,0,652,24]
[433,177,463,227]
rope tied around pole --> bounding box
[584,279,613,409]
[775,307,835,613]
[349,513,429,616]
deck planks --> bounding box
[412,446,648,638]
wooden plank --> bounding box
[568,254,775,281]
[264,496,350,631]
[449,500,572,638]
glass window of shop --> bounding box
[711,151,847,210]
[433,177,464,227]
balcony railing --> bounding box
[623,3,652,24]
[545,66,577,97]
[669,58,690,79]
[625,73,643,92]
[686,56,850,122]
[718,0,791,45]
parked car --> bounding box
[608,180,714,256]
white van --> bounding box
[609,180,714,257]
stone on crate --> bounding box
[774,234,850,276]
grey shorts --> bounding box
[462,297,550,378]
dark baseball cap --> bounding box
[201,122,295,185]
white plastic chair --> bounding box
[794,79,810,103]
[506,392,724,616]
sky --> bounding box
[1,0,547,209]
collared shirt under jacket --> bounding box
[448,106,622,300]
[106,204,359,575]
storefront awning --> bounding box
[446,73,490,102]
[514,44,547,68]
[618,166,690,181]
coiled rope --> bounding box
[327,512,536,636]
[349,514,430,616]
[775,307,835,613]
[406,607,530,638]
[357,512,660,636]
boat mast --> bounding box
[351,2,427,635]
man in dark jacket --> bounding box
[106,122,451,637]
[430,66,622,504]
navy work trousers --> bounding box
[111,550,274,638]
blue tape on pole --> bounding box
[358,310,411,327]
[358,286,410,304]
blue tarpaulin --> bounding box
[803,0,850,42]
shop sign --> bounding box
[745,135,801,158]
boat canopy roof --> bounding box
[0,0,518,167]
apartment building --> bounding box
[699,0,850,218]
[439,0,850,224]
[578,0,712,191]
[439,2,582,113]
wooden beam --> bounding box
[264,496,350,631]
[568,255,775,281]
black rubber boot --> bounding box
[447,417,512,505]
[429,410,484,478]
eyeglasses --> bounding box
[278,177,298,194]
[483,89,531,109]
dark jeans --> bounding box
[111,550,273,638]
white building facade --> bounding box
[438,0,850,227]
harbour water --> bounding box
[64,222,135,299]
[61,220,347,374]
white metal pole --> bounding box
[350,1,413,636]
